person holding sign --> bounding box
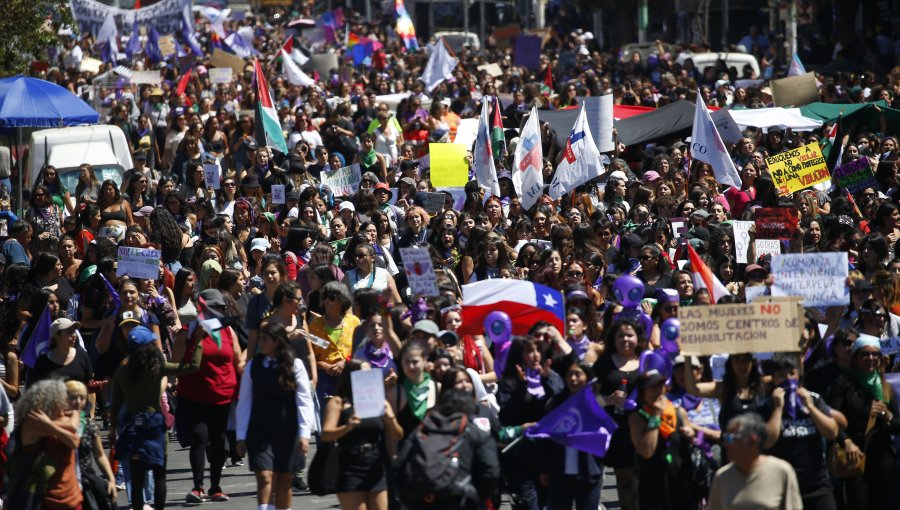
[321,360,403,510]
[235,320,315,510]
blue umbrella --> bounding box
[0,76,99,128]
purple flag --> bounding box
[526,381,618,457]
[101,273,121,317]
[125,23,142,60]
[21,305,52,369]
[146,27,163,63]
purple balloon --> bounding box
[613,275,645,307]
[639,350,673,381]
[660,318,681,358]
[484,311,512,377]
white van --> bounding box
[675,52,761,78]
[28,125,133,195]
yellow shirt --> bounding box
[309,313,360,364]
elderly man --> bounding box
[708,413,802,510]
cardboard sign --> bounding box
[203,163,220,189]
[321,163,361,197]
[210,48,246,75]
[771,72,818,107]
[732,220,754,264]
[754,239,781,259]
[766,142,830,196]
[429,143,468,187]
[513,35,542,70]
[158,35,176,58]
[209,67,233,84]
[679,300,803,356]
[399,247,439,297]
[711,109,743,144]
[131,70,161,84]
[310,53,340,79]
[422,192,447,214]
[350,368,385,419]
[271,184,286,204]
[832,158,877,194]
[80,57,102,73]
[116,246,161,280]
[477,63,503,77]
[754,207,799,240]
[770,252,849,307]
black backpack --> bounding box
[394,411,474,505]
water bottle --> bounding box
[614,378,628,415]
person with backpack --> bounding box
[321,359,403,510]
[394,388,501,510]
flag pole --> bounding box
[501,435,523,454]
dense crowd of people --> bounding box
[3,2,900,510]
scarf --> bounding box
[525,368,545,398]
[568,335,591,360]
[780,379,801,419]
[645,399,678,439]
[362,341,392,368]
[854,369,884,402]
[668,389,704,411]
[361,148,377,168]
[402,374,431,420]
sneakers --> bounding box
[292,475,308,491]
[229,459,244,467]
[208,488,230,502]
[185,488,206,505]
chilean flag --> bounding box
[687,244,731,304]
[458,280,565,336]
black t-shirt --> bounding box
[30,347,93,385]
[762,391,832,492]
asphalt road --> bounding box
[109,430,622,509]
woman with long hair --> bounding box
[236,320,315,510]
[322,360,403,510]
[353,131,389,183]
[342,243,402,303]
[178,163,214,202]
[267,282,318,388]
[35,165,74,214]
[97,179,133,242]
[469,236,513,282]
[26,184,64,239]
[309,281,361,401]
[389,339,438,438]
[124,171,153,210]
[75,163,101,206]
[28,316,91,387]
[154,176,177,207]
[66,380,117,508]
[149,207,187,274]
[110,325,204,510]
[246,255,287,357]
[636,244,672,294]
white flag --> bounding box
[97,12,119,57]
[513,106,545,210]
[474,99,500,196]
[421,39,458,92]
[549,105,602,199]
[690,92,742,188]
[281,49,316,87]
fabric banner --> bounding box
[832,158,877,194]
[765,142,829,196]
[770,252,849,307]
[70,0,190,36]
[513,35,542,70]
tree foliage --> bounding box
[0,0,76,77]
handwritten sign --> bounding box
[80,57,102,74]
[131,70,161,84]
[754,207,799,240]
[350,368,386,419]
[210,48,246,75]
[832,158,877,194]
[731,220,754,264]
[203,163,220,189]
[116,246,161,280]
[754,239,781,259]
[208,67,233,84]
[271,185,286,204]
[679,301,803,355]
[321,163,361,197]
[669,217,688,240]
[770,252,849,307]
[399,247,439,297]
[422,192,446,214]
[880,336,900,356]
[765,142,830,196]
[429,143,468,187]
[158,35,176,58]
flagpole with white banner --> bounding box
[549,104,602,199]
[690,92,742,189]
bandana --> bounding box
[362,341,393,369]
[525,368,545,398]
[402,374,432,420]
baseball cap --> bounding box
[411,319,440,337]
[609,170,628,182]
[250,238,271,252]
[198,288,226,309]
[642,171,662,182]
[746,264,768,278]
[673,355,702,368]
[339,201,356,212]
[127,326,156,349]
[50,318,80,337]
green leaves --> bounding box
[0,0,76,76]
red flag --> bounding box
[281,37,293,53]
[541,66,553,95]
[176,67,193,107]
[687,244,730,304]
[133,0,141,8]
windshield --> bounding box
[59,165,124,194]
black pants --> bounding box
[131,460,167,510]
[180,398,230,491]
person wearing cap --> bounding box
[174,289,244,503]
[109,325,205,510]
[29,317,92,386]
[629,368,696,510]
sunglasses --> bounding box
[355,252,369,258]
[639,255,655,261]
[567,271,583,278]
[224,182,236,187]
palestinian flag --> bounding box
[491,96,505,161]
[822,115,843,170]
[541,66,553,96]
[253,58,288,154]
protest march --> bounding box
[5,1,900,510]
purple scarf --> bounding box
[781,379,801,420]
[362,342,393,369]
[568,335,591,360]
[525,368,545,398]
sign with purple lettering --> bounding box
[832,158,877,194]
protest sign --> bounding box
[583,96,615,153]
[310,53,340,78]
[321,163,361,197]
[732,220,754,264]
[679,300,803,356]
[832,158,877,194]
[477,63,503,77]
[208,67,233,84]
[880,336,900,356]
[514,35,542,70]
[70,0,189,36]
[710,109,743,144]
[754,207,799,240]
[669,217,688,240]
[770,252,849,306]
[131,70,161,84]
[350,369,385,419]
[765,142,829,195]
[203,163,220,189]
[271,185,286,204]
[211,49,246,75]
[116,246,161,280]
[158,35,176,58]
[771,72,818,107]
[399,247,439,296]
[422,192,446,214]
[453,118,478,147]
[429,143,468,187]
[754,239,781,259]
[80,58,101,73]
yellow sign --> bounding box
[429,143,469,188]
[679,298,803,356]
[765,142,830,196]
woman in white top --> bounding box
[371,111,402,166]
[342,243,401,304]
